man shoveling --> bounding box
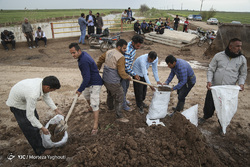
[6,76,62,155]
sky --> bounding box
[0,0,250,12]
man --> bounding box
[78,13,88,45]
[164,17,171,29]
[69,43,103,135]
[95,12,103,34]
[35,27,47,48]
[140,20,149,34]
[1,30,15,51]
[157,22,165,34]
[121,35,144,111]
[183,18,189,32]
[148,21,153,32]
[173,15,180,31]
[22,18,35,49]
[132,51,162,114]
[134,20,141,34]
[199,38,247,123]
[86,10,96,35]
[164,55,196,113]
[97,39,131,123]
[6,76,61,155]
[121,10,128,23]
[127,7,133,23]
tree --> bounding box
[139,4,150,13]
[201,7,216,20]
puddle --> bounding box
[159,60,207,70]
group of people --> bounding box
[1,18,47,51]
[133,15,190,35]
[78,10,104,45]
[5,17,247,156]
[121,7,134,24]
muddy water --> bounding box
[0,13,144,42]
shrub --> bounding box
[139,4,150,13]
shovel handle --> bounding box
[131,78,156,87]
[65,94,78,122]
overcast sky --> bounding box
[0,0,249,12]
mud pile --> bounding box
[65,112,224,167]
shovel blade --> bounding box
[54,120,67,136]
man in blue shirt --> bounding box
[140,20,149,34]
[132,51,162,114]
[164,55,196,113]
[69,43,103,135]
[121,35,144,111]
[78,13,88,45]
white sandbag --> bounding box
[181,104,198,127]
[211,85,241,134]
[41,114,68,148]
[146,88,171,120]
[146,118,165,127]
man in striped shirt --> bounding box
[164,55,196,113]
[121,35,144,111]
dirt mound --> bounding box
[68,112,224,167]
[0,104,224,167]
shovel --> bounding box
[54,94,78,136]
[131,79,172,91]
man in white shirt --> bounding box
[86,10,96,35]
[35,27,47,47]
[6,76,62,155]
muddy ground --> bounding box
[0,29,249,167]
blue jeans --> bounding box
[177,82,195,103]
[79,28,86,44]
[121,79,130,106]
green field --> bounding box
[0,9,123,26]
[164,10,250,24]
[1,9,249,26]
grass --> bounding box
[1,9,249,27]
[0,9,122,26]
[162,10,250,24]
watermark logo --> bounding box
[7,153,15,161]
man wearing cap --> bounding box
[22,18,35,49]
[35,27,47,48]
[95,12,103,34]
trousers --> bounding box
[10,107,45,155]
[133,76,147,108]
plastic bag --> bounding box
[211,85,241,134]
[181,104,198,127]
[41,114,68,148]
[146,118,165,127]
[146,87,171,120]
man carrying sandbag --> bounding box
[6,76,62,155]
[164,55,196,113]
[199,38,247,124]
[132,51,162,114]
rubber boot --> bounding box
[116,102,124,118]
[173,101,185,112]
